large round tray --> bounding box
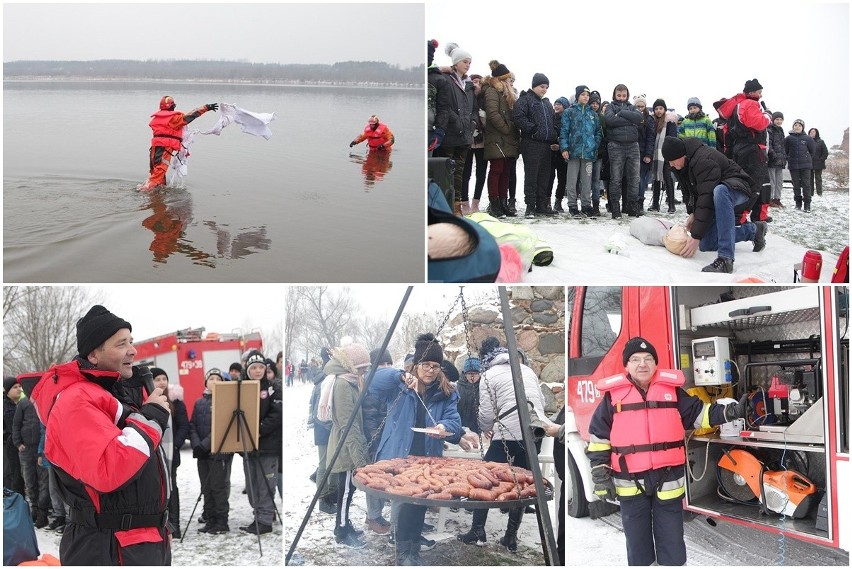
[352,474,553,510]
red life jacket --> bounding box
[597,369,686,474]
[363,123,390,149]
[149,110,184,151]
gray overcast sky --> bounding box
[3,2,423,68]
[428,0,850,147]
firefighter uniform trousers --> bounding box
[618,468,686,566]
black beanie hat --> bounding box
[427,39,438,66]
[772,111,784,120]
[4,376,18,394]
[370,347,393,366]
[743,78,763,93]
[150,367,167,380]
[653,98,667,110]
[205,368,223,386]
[489,60,511,79]
[532,72,549,89]
[622,336,659,366]
[575,85,590,99]
[441,360,460,383]
[77,305,132,358]
[413,333,444,365]
[479,336,501,360]
[589,90,601,105]
[662,137,687,161]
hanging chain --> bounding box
[459,287,485,460]
[364,290,461,453]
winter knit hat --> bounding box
[4,376,18,394]
[743,78,763,93]
[589,90,601,105]
[245,352,267,374]
[653,98,667,111]
[489,60,511,80]
[151,368,168,380]
[633,94,647,107]
[413,333,444,365]
[445,42,471,65]
[687,97,702,109]
[772,111,784,120]
[205,368,224,386]
[441,360,460,383]
[532,73,549,89]
[554,96,570,109]
[463,356,481,373]
[662,136,687,161]
[77,305,132,358]
[229,362,242,375]
[793,119,806,130]
[575,85,591,100]
[479,336,502,360]
[622,336,659,366]
[427,39,438,66]
[370,347,393,367]
[338,343,372,372]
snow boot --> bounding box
[34,509,49,529]
[395,540,417,565]
[487,198,505,219]
[591,198,601,217]
[649,185,661,211]
[610,200,622,219]
[507,197,518,215]
[498,510,522,553]
[501,198,516,217]
[47,515,65,531]
[335,524,366,548]
[752,221,768,252]
[553,199,564,212]
[458,524,487,546]
[666,187,676,213]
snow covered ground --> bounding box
[476,181,848,284]
[30,448,284,566]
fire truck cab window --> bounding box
[581,287,623,358]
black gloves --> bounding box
[591,464,617,502]
[724,394,751,422]
[349,141,357,148]
[206,103,219,112]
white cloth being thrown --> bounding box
[167,102,275,185]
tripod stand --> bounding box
[184,379,281,556]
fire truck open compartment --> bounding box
[673,286,847,546]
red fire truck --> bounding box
[133,327,263,413]
[565,285,849,552]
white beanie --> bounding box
[444,42,472,65]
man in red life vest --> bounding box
[586,337,749,566]
[142,96,218,190]
[349,115,395,151]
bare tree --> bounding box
[288,286,357,362]
[3,286,103,375]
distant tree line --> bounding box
[3,59,424,87]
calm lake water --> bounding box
[3,81,425,282]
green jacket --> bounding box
[482,80,520,161]
[326,359,370,474]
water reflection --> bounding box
[350,149,393,192]
[140,187,271,265]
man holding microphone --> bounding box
[31,305,173,565]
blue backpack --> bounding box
[4,488,40,565]
[427,182,500,283]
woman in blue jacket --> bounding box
[367,334,461,565]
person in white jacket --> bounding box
[457,336,546,552]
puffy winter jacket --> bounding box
[811,132,829,170]
[785,131,816,170]
[669,138,754,240]
[767,124,787,168]
[256,377,283,455]
[367,367,462,460]
[513,90,558,143]
[478,352,546,441]
[455,377,481,434]
[442,71,476,147]
[559,102,603,160]
[604,100,643,144]
[11,397,41,447]
[678,112,717,148]
[481,79,520,160]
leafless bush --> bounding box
[825,156,849,189]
